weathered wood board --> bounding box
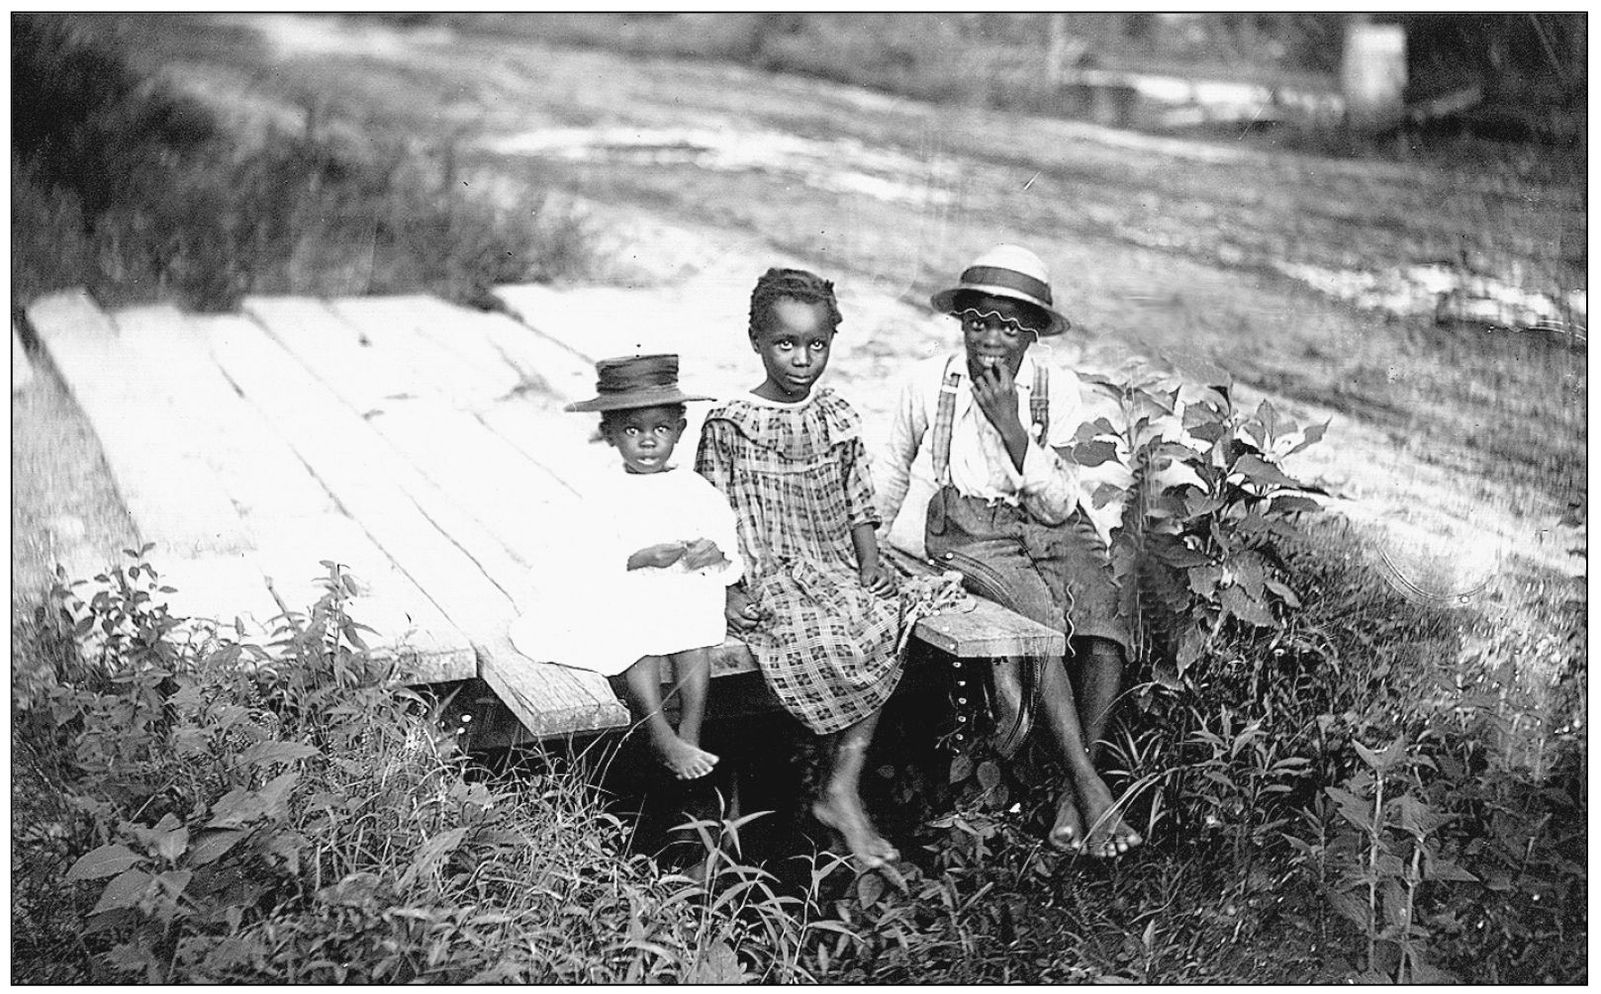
[882,549,1067,659]
[26,290,476,681]
[27,291,257,562]
[13,322,33,393]
[238,297,628,735]
[31,285,1073,743]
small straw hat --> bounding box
[563,354,713,412]
[930,244,1072,337]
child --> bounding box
[695,268,902,869]
[877,244,1140,857]
[509,354,741,780]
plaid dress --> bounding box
[696,389,901,735]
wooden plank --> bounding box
[328,299,766,690]
[492,283,707,371]
[490,283,745,448]
[13,322,33,392]
[332,296,1064,663]
[26,289,257,560]
[708,640,757,678]
[910,598,1066,658]
[326,295,529,409]
[487,285,613,399]
[885,547,1067,658]
[26,292,281,629]
[321,295,611,485]
[221,304,627,734]
[245,297,568,585]
[106,305,475,682]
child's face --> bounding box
[751,297,834,402]
[959,293,1039,380]
[601,404,688,474]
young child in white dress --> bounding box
[509,354,742,780]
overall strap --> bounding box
[930,354,961,485]
[1029,360,1050,440]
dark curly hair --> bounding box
[748,267,842,339]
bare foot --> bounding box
[1075,776,1142,858]
[652,735,719,780]
[812,789,899,869]
[1049,785,1085,852]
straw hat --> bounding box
[564,354,713,412]
[930,244,1071,337]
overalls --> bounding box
[921,355,1129,650]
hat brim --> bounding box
[564,386,714,413]
[931,283,1070,336]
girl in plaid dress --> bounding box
[696,268,902,869]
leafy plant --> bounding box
[1076,362,1326,687]
[12,13,592,314]
[12,554,833,983]
[1316,736,1477,983]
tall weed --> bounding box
[11,553,815,983]
[11,13,590,315]
[816,362,1584,983]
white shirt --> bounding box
[510,466,743,676]
[877,352,1091,537]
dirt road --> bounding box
[116,14,1585,603]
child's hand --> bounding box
[680,538,728,571]
[859,560,898,596]
[725,587,767,632]
[629,542,687,570]
[971,361,1025,438]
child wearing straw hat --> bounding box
[878,244,1141,858]
[509,353,741,781]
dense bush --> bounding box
[11,553,842,983]
[11,368,1584,983]
[807,363,1585,983]
[11,13,589,314]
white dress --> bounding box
[508,466,743,676]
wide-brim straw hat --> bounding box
[930,244,1071,337]
[564,353,714,412]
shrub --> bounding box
[11,13,590,314]
[11,552,832,983]
[814,361,1585,983]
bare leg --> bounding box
[990,657,1032,756]
[1075,637,1125,763]
[621,655,718,780]
[1036,655,1141,857]
[811,708,899,869]
[667,647,712,749]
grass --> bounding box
[11,13,591,317]
[11,508,1584,982]
[10,562,843,983]
[823,515,1585,984]
[10,12,1586,986]
[10,11,593,600]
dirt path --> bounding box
[112,15,1587,611]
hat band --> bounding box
[595,356,680,394]
[960,265,1052,306]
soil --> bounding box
[36,14,1589,674]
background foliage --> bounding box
[10,11,1585,986]
[11,13,590,316]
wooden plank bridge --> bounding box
[25,286,1063,747]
